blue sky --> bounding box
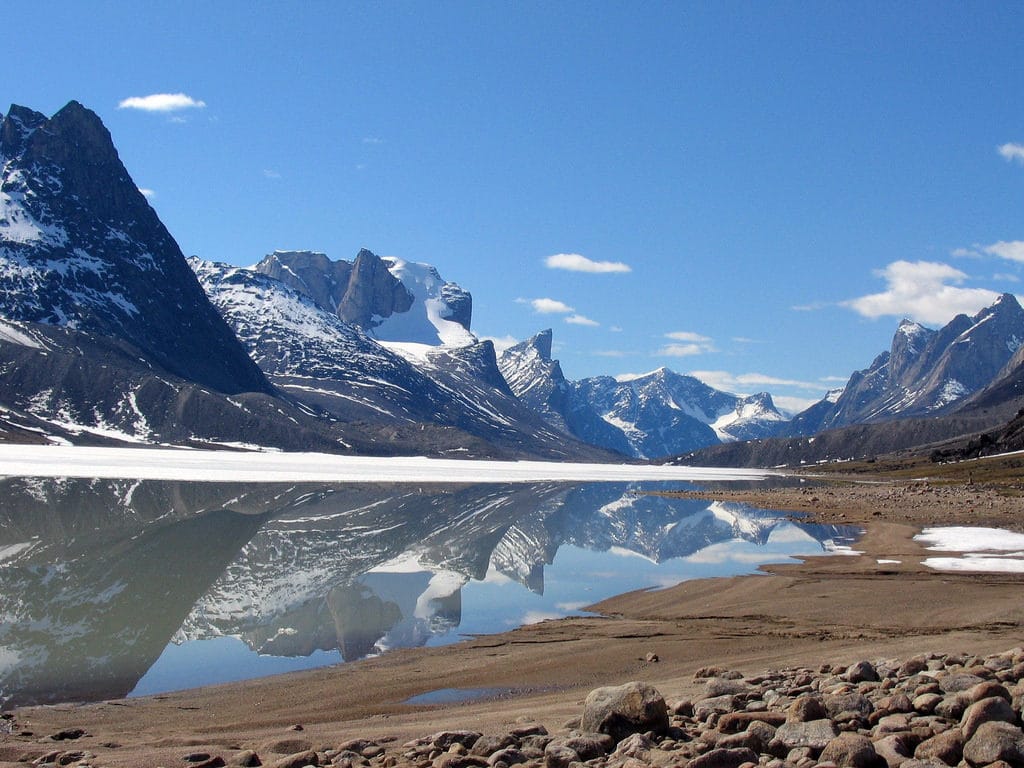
[6,2,1024,412]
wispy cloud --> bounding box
[657,331,714,357]
[998,142,1024,165]
[595,350,627,357]
[118,93,207,112]
[480,334,519,355]
[791,300,832,312]
[518,297,575,314]
[566,314,599,327]
[842,260,1000,324]
[137,187,155,198]
[982,241,1024,262]
[689,370,830,393]
[362,136,384,145]
[954,240,1024,262]
[263,169,282,179]
[545,253,631,274]
[664,331,712,344]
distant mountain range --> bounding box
[2,100,1023,464]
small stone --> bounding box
[787,696,827,723]
[431,733,482,752]
[775,719,839,751]
[845,662,880,684]
[914,728,964,765]
[819,733,885,768]
[688,747,760,768]
[912,694,943,714]
[229,751,261,767]
[487,748,527,766]
[50,729,86,741]
[264,750,319,768]
[646,652,660,663]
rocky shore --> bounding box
[9,647,1024,768]
[3,463,1023,768]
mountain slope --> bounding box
[193,259,610,460]
[791,294,1024,434]
[0,102,270,395]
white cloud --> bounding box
[519,297,575,314]
[480,334,519,355]
[658,343,706,357]
[664,330,712,344]
[791,300,831,312]
[263,169,282,179]
[566,314,599,327]
[983,241,1024,262]
[773,394,825,414]
[137,187,155,198]
[362,136,384,145]
[657,331,714,356]
[545,253,631,274]
[689,369,830,393]
[118,93,207,112]
[842,260,1000,324]
[595,350,627,358]
[998,142,1024,164]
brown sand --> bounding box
[3,466,1024,766]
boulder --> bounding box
[819,733,886,768]
[963,721,1024,767]
[961,697,1017,740]
[581,682,669,742]
[774,719,839,751]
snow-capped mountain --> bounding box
[0,102,376,451]
[0,102,269,395]
[790,293,1024,434]
[255,248,474,347]
[192,258,608,460]
[498,331,787,459]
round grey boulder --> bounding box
[581,682,669,743]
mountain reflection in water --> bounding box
[0,478,859,707]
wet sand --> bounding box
[3,467,1023,767]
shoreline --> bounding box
[3,470,1024,767]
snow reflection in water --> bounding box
[0,477,860,707]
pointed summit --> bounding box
[0,101,271,395]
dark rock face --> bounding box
[339,248,415,328]
[0,101,270,395]
[256,249,416,331]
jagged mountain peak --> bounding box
[255,248,473,347]
[0,101,270,396]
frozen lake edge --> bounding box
[0,444,781,483]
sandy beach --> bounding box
[3,456,1023,767]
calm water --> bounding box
[0,477,859,707]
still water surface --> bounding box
[0,477,859,707]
